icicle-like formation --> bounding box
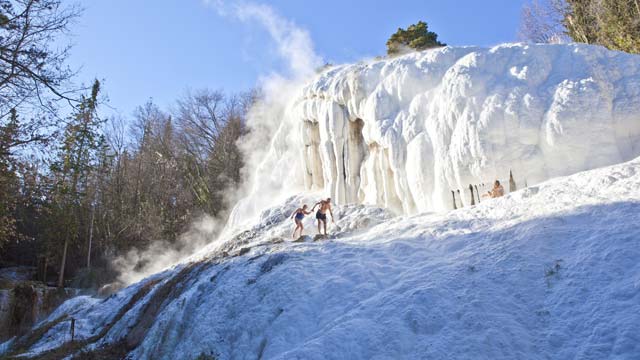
[288,43,640,213]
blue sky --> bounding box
[66,0,526,118]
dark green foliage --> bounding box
[564,0,599,44]
[0,158,17,249]
[386,21,446,56]
[48,80,104,288]
[564,0,640,53]
[520,0,640,53]
[0,109,20,250]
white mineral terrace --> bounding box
[284,44,640,214]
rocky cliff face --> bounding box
[0,268,77,343]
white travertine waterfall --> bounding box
[287,43,640,214]
[228,43,640,231]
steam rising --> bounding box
[206,0,323,230]
[111,0,322,285]
[113,215,223,285]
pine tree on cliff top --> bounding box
[386,21,446,56]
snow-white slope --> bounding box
[235,43,640,223]
[4,157,640,359]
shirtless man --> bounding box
[311,198,334,235]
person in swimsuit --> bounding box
[290,204,311,238]
[311,198,334,235]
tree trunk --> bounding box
[57,239,69,289]
[43,257,48,284]
[87,204,95,269]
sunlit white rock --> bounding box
[247,43,640,218]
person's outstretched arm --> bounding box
[311,202,320,211]
[329,207,335,222]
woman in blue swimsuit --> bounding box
[290,204,311,238]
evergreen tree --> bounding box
[0,109,19,251]
[48,80,104,288]
[386,21,446,56]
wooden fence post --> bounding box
[70,317,75,341]
[509,170,516,192]
[451,190,457,210]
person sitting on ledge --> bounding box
[484,180,505,198]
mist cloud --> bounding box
[205,0,322,78]
[112,215,224,285]
[204,0,324,231]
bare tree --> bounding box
[175,89,226,162]
[0,0,82,151]
[172,89,253,215]
[519,0,570,43]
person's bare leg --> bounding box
[323,220,327,235]
[293,222,301,238]
[317,220,321,234]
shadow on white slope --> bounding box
[2,158,640,359]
